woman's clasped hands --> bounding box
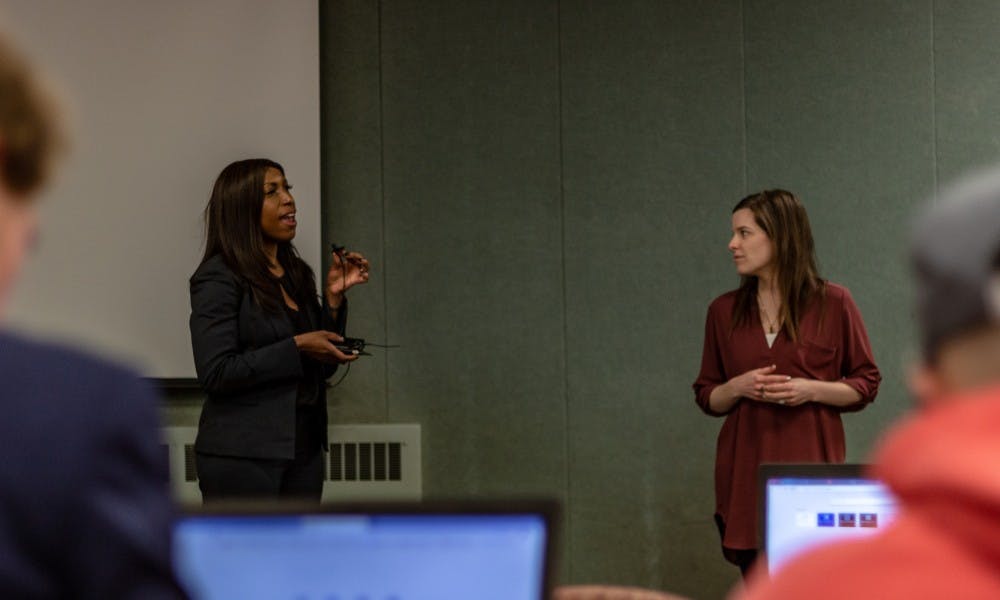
[732,364,815,407]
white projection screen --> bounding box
[1,1,321,379]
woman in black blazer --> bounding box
[189,158,369,501]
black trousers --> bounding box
[195,449,324,502]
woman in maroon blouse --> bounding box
[693,189,881,575]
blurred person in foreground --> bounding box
[0,32,186,598]
[737,171,1000,599]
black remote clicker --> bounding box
[335,337,368,355]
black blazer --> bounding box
[189,254,346,460]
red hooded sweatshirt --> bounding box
[735,383,1000,600]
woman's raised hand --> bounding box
[326,249,370,306]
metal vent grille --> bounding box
[162,423,421,503]
[323,424,420,501]
[330,443,343,480]
[329,442,403,482]
[159,444,170,484]
[183,443,198,482]
[161,426,200,504]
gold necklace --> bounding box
[757,295,780,334]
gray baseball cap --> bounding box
[911,169,1000,360]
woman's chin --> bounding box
[265,231,296,244]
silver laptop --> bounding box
[759,463,899,574]
[173,500,557,600]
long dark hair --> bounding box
[198,158,316,312]
[731,189,824,341]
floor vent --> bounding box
[161,423,421,504]
[162,426,200,504]
[328,442,401,481]
[324,424,421,501]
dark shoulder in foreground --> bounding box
[0,330,156,424]
[0,329,138,383]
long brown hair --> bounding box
[731,189,824,341]
[197,158,316,312]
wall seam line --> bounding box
[741,0,749,192]
[930,0,939,197]
[377,0,390,420]
[556,0,573,583]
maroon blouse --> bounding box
[692,282,881,550]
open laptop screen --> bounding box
[759,464,899,574]
[173,503,553,600]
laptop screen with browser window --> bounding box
[173,502,555,600]
[759,464,899,574]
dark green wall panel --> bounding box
[935,1,1000,183]
[378,0,567,506]
[561,2,743,597]
[321,0,388,423]
[744,0,934,457]
[313,1,1000,597]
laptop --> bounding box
[759,463,899,574]
[172,500,557,600]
